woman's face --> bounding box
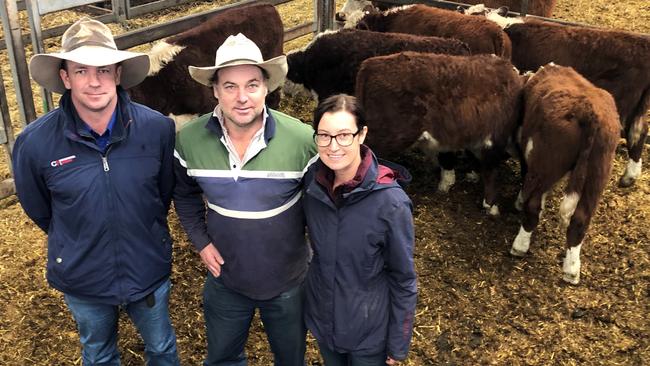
[316,110,367,179]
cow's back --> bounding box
[506,19,650,126]
[359,5,511,58]
[356,52,523,157]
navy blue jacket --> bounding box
[12,88,176,305]
[303,147,417,360]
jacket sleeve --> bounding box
[12,132,52,233]
[172,142,211,251]
[158,118,175,212]
[384,195,417,361]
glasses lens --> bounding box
[314,134,331,147]
[335,133,354,146]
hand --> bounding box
[199,243,225,277]
[386,356,398,365]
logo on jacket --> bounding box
[50,155,77,167]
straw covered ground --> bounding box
[0,0,648,365]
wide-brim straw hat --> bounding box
[189,33,287,92]
[29,17,149,94]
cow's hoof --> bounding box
[618,175,636,188]
[482,200,500,216]
[563,272,580,285]
[510,247,527,257]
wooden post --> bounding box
[25,0,54,113]
[521,0,529,16]
[0,63,16,173]
[0,179,16,200]
[0,0,37,125]
[112,0,128,21]
[316,0,336,33]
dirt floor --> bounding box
[0,0,649,365]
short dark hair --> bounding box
[313,94,366,131]
[210,65,270,86]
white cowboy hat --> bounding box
[29,17,150,94]
[188,33,287,92]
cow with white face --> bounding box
[128,4,284,131]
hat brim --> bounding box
[188,55,288,93]
[29,46,150,94]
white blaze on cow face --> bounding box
[465,4,487,15]
[438,168,456,193]
[168,113,199,132]
[337,0,372,28]
[482,199,500,216]
[484,9,524,29]
[562,243,582,284]
[511,225,532,256]
[559,192,580,227]
[147,41,185,76]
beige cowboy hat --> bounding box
[189,33,287,92]
[29,17,150,94]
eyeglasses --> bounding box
[314,130,360,147]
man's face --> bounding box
[213,64,268,133]
[59,61,121,116]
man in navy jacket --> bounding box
[12,18,179,365]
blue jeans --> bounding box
[203,274,306,366]
[64,279,180,366]
[318,342,387,366]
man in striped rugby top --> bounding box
[173,34,317,365]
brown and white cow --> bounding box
[356,52,524,214]
[483,13,650,186]
[285,28,470,102]
[353,4,512,58]
[511,64,620,284]
[127,3,284,130]
[336,0,557,26]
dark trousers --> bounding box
[203,274,306,366]
[318,342,387,366]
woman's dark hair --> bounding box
[313,94,366,130]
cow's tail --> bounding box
[560,97,604,227]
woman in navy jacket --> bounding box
[303,94,417,365]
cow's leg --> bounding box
[480,148,503,216]
[510,188,544,256]
[437,152,456,193]
[620,115,648,187]
[562,198,593,285]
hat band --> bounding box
[218,58,262,67]
[65,40,118,52]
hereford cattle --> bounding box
[511,64,619,284]
[356,52,524,214]
[284,28,470,102]
[127,3,284,130]
[485,14,650,186]
[353,4,512,58]
[335,0,556,25]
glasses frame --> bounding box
[313,130,360,147]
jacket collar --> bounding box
[61,87,132,147]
